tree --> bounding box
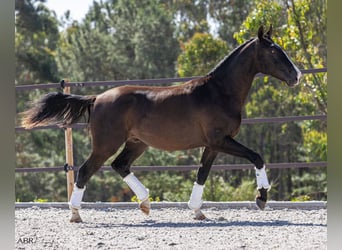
[208,0,255,46]
[177,32,229,77]
[15,0,182,202]
[15,0,60,84]
[164,0,210,42]
[15,0,68,202]
[57,0,179,82]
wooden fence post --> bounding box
[64,86,75,201]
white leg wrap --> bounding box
[188,182,204,210]
[69,184,86,210]
[255,165,270,189]
[123,173,149,201]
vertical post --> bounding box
[64,86,75,201]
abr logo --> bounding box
[17,237,36,244]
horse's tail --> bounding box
[21,92,97,129]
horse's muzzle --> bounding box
[286,69,302,87]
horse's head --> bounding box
[256,25,301,87]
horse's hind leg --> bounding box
[69,150,117,222]
[188,147,217,220]
[111,140,150,215]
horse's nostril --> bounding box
[297,70,302,80]
[292,69,301,83]
[296,75,301,83]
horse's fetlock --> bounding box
[255,163,263,169]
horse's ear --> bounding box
[266,24,273,38]
[258,25,265,40]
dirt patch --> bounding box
[15,206,326,249]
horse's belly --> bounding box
[141,137,203,151]
[131,122,204,151]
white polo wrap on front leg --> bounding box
[188,182,204,210]
[69,184,86,210]
[123,173,149,201]
[255,165,270,189]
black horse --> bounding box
[22,25,301,222]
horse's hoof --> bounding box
[194,209,206,220]
[256,197,266,210]
[139,198,150,215]
[70,208,83,223]
[256,187,268,210]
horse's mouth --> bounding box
[286,79,300,88]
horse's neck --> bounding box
[211,42,259,107]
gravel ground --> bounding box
[15,205,326,250]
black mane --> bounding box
[207,38,256,77]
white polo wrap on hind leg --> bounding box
[69,184,86,210]
[188,182,204,210]
[255,165,271,189]
[123,173,149,201]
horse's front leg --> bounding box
[188,147,217,220]
[211,136,270,210]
